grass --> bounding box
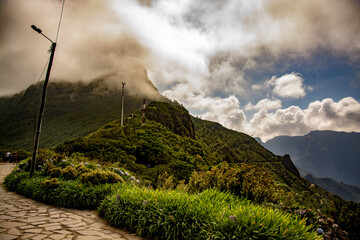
[5,166,321,240]
[99,184,321,240]
[4,169,119,209]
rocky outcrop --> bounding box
[146,101,195,139]
[281,154,300,178]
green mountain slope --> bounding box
[0,77,167,151]
[2,80,360,238]
[56,101,288,186]
[53,101,360,239]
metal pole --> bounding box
[142,99,146,126]
[30,42,56,177]
[32,114,37,151]
[121,82,126,126]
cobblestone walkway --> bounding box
[0,163,144,240]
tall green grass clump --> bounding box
[4,169,118,209]
[99,185,321,240]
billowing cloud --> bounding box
[249,107,310,141]
[0,0,158,98]
[121,0,360,100]
[249,97,360,142]
[267,73,306,99]
[1,0,360,98]
[198,95,247,132]
[305,97,360,131]
[245,98,282,111]
[163,84,247,131]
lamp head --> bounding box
[31,25,42,34]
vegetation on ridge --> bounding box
[0,78,167,150]
[3,101,360,239]
[5,153,321,240]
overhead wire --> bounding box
[55,0,66,43]
[18,57,50,117]
[18,0,66,143]
[21,0,65,115]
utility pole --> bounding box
[30,25,57,177]
[142,99,146,125]
[121,82,126,126]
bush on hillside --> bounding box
[5,169,118,209]
[41,178,60,190]
[47,167,62,178]
[62,166,79,180]
[81,170,124,185]
[99,185,321,240]
[75,164,92,174]
[188,162,279,203]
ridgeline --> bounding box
[1,80,360,239]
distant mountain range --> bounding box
[259,131,360,187]
[304,175,360,203]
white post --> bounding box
[121,82,126,126]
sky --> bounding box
[1,0,360,141]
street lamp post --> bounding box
[30,25,56,177]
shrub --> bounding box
[99,186,321,240]
[41,178,60,190]
[76,164,92,174]
[84,162,97,170]
[81,170,124,185]
[48,167,62,178]
[188,162,280,203]
[50,181,118,209]
[4,171,29,191]
[58,159,71,168]
[5,169,119,209]
[62,166,79,180]
[157,172,176,190]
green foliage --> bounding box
[81,170,124,185]
[48,167,63,178]
[75,164,92,174]
[191,116,278,164]
[5,169,118,209]
[187,162,290,204]
[4,171,30,191]
[51,181,117,209]
[4,100,360,239]
[55,113,208,186]
[157,172,177,190]
[0,79,167,150]
[99,185,321,240]
[41,178,60,190]
[61,166,79,180]
[146,101,195,138]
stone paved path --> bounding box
[0,163,145,240]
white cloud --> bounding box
[113,0,360,98]
[249,97,360,142]
[198,95,247,132]
[1,0,360,97]
[251,84,262,91]
[163,82,360,142]
[245,98,281,111]
[111,0,212,88]
[304,97,360,131]
[267,73,306,99]
[163,84,246,131]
